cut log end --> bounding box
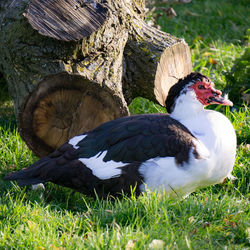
[25,0,108,41]
[19,73,129,157]
[154,42,192,106]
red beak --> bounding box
[208,89,233,106]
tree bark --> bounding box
[0,0,192,157]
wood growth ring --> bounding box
[19,73,128,157]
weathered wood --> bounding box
[20,73,127,156]
[25,0,108,41]
[123,19,192,105]
[0,0,192,157]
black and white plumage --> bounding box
[5,72,237,198]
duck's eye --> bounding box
[198,85,205,90]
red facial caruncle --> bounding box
[190,78,233,106]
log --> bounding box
[0,0,192,157]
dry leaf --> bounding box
[27,220,38,230]
[203,222,211,228]
[125,240,137,250]
[185,10,200,16]
[193,36,203,43]
[202,52,212,57]
[148,239,165,249]
[246,227,250,239]
[185,236,191,249]
[50,245,65,250]
[241,92,250,104]
[105,209,113,214]
[188,216,194,223]
[36,247,46,250]
[31,183,45,191]
[165,8,177,18]
[208,58,217,65]
[217,10,222,16]
[31,209,40,216]
[8,164,16,170]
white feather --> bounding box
[69,134,126,180]
[79,150,125,180]
[68,134,87,149]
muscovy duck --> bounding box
[5,72,237,198]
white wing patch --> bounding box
[79,151,125,180]
[69,134,125,180]
[68,134,87,149]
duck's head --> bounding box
[165,72,233,114]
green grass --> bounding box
[0,0,250,249]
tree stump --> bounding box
[0,0,192,157]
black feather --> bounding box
[76,114,198,165]
[165,72,208,113]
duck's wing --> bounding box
[75,114,199,165]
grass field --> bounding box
[0,0,249,249]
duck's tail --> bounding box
[4,143,80,187]
[4,156,56,186]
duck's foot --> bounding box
[32,183,45,191]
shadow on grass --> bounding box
[2,180,144,224]
[0,115,17,131]
[0,73,17,130]
[2,181,91,212]
[225,47,250,106]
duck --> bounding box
[4,72,237,198]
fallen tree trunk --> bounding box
[0,0,192,157]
